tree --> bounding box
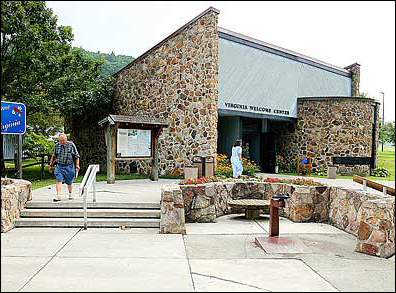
[379,121,395,145]
[1,1,105,117]
[26,111,64,137]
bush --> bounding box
[214,154,260,177]
[241,157,260,176]
[23,132,55,158]
[215,154,233,177]
[315,166,328,176]
[371,167,391,177]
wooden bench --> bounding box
[227,199,270,220]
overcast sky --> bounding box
[47,1,395,122]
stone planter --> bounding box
[1,178,32,233]
[160,180,395,258]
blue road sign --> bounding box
[1,101,26,134]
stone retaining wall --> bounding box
[160,181,395,258]
[1,178,32,233]
[355,198,395,258]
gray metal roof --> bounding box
[218,27,351,77]
[218,37,352,119]
[98,114,169,127]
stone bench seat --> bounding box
[227,199,270,220]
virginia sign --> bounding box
[1,101,26,134]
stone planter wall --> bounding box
[160,181,395,258]
[355,198,395,258]
[1,178,32,233]
[160,184,186,234]
[328,187,386,236]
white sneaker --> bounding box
[68,194,74,200]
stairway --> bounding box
[15,201,161,228]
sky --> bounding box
[47,1,395,122]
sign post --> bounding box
[1,101,27,179]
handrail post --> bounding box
[83,187,88,230]
[93,180,96,203]
[383,186,387,196]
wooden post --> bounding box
[105,124,115,184]
[150,128,159,181]
[16,134,23,179]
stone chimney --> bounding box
[344,63,360,97]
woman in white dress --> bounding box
[231,140,243,178]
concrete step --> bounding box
[25,202,160,209]
[20,209,160,218]
[15,218,160,228]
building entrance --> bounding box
[217,116,277,173]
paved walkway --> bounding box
[1,177,395,292]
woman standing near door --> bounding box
[231,139,243,178]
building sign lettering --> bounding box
[224,102,289,116]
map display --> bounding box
[116,128,151,157]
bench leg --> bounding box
[246,209,261,220]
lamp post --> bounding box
[380,91,385,152]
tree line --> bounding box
[1,1,133,173]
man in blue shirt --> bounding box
[49,133,80,201]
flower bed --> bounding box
[262,177,323,186]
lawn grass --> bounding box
[274,146,395,181]
[3,146,394,189]
[3,162,180,190]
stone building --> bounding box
[69,7,380,176]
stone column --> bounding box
[344,63,361,97]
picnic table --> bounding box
[227,199,270,220]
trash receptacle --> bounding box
[327,165,337,179]
[184,166,198,180]
[192,155,215,178]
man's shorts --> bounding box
[54,164,75,185]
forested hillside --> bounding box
[76,47,134,78]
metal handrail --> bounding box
[79,164,100,229]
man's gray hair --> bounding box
[58,133,67,138]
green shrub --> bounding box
[23,132,55,157]
[315,166,328,176]
[241,157,260,176]
[371,167,391,177]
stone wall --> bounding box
[1,178,32,233]
[275,97,380,175]
[112,8,219,177]
[355,198,395,258]
[65,113,108,173]
[160,184,186,234]
[160,181,395,258]
[344,63,361,97]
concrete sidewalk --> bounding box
[2,177,395,291]
[31,179,179,203]
[2,215,395,292]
